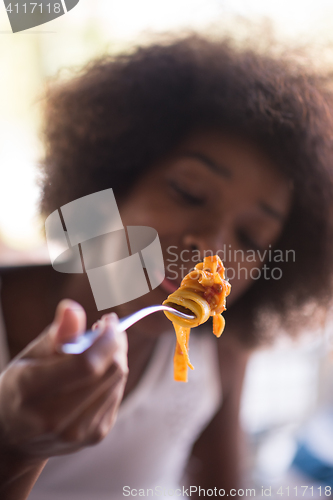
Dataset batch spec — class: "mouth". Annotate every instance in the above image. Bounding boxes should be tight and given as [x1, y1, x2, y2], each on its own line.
[160, 276, 180, 295]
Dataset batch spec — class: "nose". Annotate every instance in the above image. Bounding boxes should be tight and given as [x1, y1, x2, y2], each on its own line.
[183, 228, 225, 258]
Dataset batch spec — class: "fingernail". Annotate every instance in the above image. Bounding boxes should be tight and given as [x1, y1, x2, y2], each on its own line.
[105, 313, 119, 323]
[54, 300, 84, 326]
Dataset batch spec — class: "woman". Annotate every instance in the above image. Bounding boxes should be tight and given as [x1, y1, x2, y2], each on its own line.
[1, 35, 333, 499]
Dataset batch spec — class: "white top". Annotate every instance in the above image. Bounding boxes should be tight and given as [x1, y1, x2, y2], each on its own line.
[0, 291, 222, 499]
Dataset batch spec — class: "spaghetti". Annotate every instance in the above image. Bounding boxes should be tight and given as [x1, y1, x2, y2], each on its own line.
[163, 255, 231, 382]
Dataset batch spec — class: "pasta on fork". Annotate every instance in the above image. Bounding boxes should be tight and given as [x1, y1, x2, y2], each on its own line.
[163, 255, 231, 382]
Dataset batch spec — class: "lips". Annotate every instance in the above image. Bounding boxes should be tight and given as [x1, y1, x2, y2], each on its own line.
[160, 277, 179, 295]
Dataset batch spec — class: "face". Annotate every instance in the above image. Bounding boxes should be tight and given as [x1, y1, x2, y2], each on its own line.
[117, 130, 292, 335]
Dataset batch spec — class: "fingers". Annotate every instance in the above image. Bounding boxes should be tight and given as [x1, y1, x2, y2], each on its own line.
[0, 305, 129, 458]
[14, 315, 128, 408]
[23, 353, 126, 444]
[56, 363, 127, 447]
[54, 315, 127, 391]
[26, 369, 127, 457]
[2, 315, 128, 456]
[61, 392, 125, 449]
[87, 314, 128, 376]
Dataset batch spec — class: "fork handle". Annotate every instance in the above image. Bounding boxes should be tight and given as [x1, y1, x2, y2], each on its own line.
[60, 330, 101, 354]
[118, 305, 173, 331]
[59, 318, 131, 355]
[59, 305, 171, 355]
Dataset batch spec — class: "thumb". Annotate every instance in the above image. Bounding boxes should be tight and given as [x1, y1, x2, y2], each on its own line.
[18, 300, 87, 360]
[49, 299, 86, 348]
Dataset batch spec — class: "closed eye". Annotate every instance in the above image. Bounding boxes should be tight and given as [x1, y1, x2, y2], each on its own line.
[237, 229, 264, 252]
[169, 181, 205, 206]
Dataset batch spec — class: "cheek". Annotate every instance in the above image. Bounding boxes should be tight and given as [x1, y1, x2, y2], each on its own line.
[225, 252, 284, 304]
[223, 226, 286, 304]
[224, 260, 259, 305]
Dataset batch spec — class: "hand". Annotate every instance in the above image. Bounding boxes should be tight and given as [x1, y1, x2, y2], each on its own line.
[0, 300, 128, 461]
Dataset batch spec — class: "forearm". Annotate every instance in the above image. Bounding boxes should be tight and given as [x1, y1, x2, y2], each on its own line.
[0, 451, 47, 500]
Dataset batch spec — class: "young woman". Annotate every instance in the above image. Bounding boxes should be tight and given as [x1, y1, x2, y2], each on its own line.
[1, 35, 333, 500]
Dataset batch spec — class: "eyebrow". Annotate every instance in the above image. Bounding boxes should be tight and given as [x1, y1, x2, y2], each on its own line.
[182, 152, 232, 179]
[183, 151, 285, 221]
[260, 202, 285, 221]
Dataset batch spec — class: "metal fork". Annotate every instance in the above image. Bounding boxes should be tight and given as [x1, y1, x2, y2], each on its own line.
[60, 305, 195, 355]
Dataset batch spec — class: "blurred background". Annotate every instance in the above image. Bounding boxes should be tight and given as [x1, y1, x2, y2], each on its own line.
[2, 1, 333, 496]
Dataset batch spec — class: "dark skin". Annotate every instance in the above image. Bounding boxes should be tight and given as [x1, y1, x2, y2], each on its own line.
[0, 131, 292, 499]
